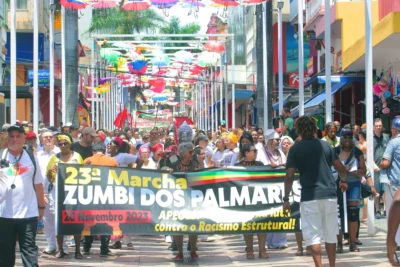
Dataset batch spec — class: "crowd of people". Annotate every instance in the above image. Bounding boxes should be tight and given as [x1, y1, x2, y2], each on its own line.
[0, 114, 399, 266]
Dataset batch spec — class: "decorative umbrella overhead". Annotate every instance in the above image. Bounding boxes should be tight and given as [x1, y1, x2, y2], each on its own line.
[152, 95, 168, 102]
[128, 61, 148, 75]
[150, 86, 165, 94]
[184, 100, 195, 105]
[174, 50, 193, 64]
[148, 77, 166, 88]
[89, 0, 121, 8]
[122, 0, 151, 10]
[60, 0, 87, 9]
[242, 0, 268, 4]
[151, 53, 170, 68]
[204, 41, 225, 53]
[197, 51, 219, 67]
[182, 1, 206, 8]
[151, 0, 179, 6]
[152, 67, 169, 76]
[100, 48, 122, 63]
[136, 44, 156, 51]
[211, 0, 239, 6]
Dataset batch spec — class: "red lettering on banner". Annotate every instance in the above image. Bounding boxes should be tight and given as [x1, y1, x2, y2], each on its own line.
[62, 210, 152, 224]
[63, 209, 152, 236]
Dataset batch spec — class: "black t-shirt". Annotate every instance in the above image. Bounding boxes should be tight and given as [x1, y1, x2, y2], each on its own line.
[286, 138, 338, 202]
[70, 142, 93, 160]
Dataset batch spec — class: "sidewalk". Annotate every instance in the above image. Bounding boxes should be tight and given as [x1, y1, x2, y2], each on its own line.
[16, 219, 392, 267]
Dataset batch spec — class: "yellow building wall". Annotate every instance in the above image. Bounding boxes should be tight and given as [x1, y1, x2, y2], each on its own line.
[336, 1, 379, 54]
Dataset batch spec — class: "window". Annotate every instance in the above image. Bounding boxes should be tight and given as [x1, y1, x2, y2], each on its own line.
[16, 0, 28, 10]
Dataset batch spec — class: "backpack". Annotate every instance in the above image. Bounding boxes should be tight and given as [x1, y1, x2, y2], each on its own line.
[0, 148, 37, 191]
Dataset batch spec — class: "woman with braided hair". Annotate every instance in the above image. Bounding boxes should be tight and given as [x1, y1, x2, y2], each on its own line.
[283, 116, 348, 267]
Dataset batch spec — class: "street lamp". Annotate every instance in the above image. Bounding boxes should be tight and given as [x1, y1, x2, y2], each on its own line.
[277, 0, 284, 116]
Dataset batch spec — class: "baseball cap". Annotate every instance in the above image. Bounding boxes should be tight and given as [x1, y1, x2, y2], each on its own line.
[70, 124, 80, 130]
[7, 124, 25, 134]
[26, 132, 37, 139]
[21, 121, 28, 125]
[92, 141, 106, 151]
[81, 127, 98, 137]
[340, 128, 352, 137]
[65, 122, 72, 127]
[392, 116, 400, 131]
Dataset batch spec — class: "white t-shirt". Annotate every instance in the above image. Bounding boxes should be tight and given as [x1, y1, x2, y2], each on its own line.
[0, 149, 44, 219]
[220, 147, 240, 167]
[203, 146, 213, 167]
[37, 147, 60, 194]
[263, 149, 287, 166]
[212, 149, 225, 167]
[255, 143, 268, 165]
[113, 153, 138, 167]
[141, 158, 157, 170]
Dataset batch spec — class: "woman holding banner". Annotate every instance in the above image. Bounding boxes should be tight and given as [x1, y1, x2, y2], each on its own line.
[46, 133, 84, 259]
[164, 142, 200, 260]
[235, 143, 269, 259]
[264, 130, 289, 250]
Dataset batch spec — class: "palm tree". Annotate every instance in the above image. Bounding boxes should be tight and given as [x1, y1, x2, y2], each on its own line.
[88, 8, 166, 35]
[159, 16, 201, 51]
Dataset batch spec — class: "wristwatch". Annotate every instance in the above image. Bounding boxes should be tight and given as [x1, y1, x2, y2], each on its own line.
[38, 206, 45, 210]
[283, 197, 289, 202]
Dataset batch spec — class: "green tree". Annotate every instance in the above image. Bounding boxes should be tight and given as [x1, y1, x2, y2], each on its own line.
[159, 16, 201, 51]
[88, 8, 166, 35]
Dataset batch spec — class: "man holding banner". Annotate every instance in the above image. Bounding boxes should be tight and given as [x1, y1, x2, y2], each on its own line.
[283, 116, 348, 267]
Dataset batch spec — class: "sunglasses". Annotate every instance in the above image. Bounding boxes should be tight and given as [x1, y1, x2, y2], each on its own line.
[58, 142, 69, 147]
[249, 149, 258, 153]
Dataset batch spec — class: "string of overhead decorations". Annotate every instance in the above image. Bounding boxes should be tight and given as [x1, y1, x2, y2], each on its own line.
[60, 0, 269, 12]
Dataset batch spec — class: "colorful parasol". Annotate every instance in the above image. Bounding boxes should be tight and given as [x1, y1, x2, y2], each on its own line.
[211, 0, 239, 6]
[89, 0, 121, 9]
[151, 53, 170, 68]
[174, 50, 193, 64]
[204, 41, 225, 53]
[128, 61, 148, 75]
[152, 95, 168, 102]
[197, 51, 219, 67]
[150, 86, 165, 94]
[148, 77, 166, 88]
[136, 44, 156, 51]
[242, 0, 268, 4]
[122, 0, 151, 10]
[60, 0, 87, 9]
[100, 48, 122, 63]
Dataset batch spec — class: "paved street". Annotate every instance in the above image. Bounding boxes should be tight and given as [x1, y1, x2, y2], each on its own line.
[15, 218, 393, 267]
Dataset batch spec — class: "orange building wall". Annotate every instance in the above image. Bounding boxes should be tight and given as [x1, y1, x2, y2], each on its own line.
[16, 64, 30, 122]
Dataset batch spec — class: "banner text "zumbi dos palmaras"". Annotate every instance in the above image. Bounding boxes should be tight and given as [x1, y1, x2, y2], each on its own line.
[56, 164, 301, 236]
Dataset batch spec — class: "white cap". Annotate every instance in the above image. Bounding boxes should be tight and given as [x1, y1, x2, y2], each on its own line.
[264, 129, 279, 142]
[169, 132, 174, 136]
[22, 121, 28, 125]
[65, 122, 72, 127]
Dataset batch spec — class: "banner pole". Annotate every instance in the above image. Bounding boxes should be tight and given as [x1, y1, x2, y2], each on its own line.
[343, 192, 348, 233]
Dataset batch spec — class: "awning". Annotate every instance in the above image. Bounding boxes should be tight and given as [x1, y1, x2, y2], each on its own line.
[291, 82, 347, 117]
[209, 99, 226, 115]
[0, 86, 33, 98]
[317, 75, 365, 83]
[235, 89, 255, 99]
[272, 94, 292, 111]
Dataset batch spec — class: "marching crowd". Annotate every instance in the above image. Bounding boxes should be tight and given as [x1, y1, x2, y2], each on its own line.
[0, 111, 400, 266]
